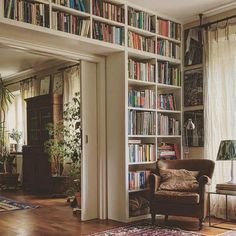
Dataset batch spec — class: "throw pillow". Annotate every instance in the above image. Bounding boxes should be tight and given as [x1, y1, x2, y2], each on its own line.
[159, 169, 199, 192]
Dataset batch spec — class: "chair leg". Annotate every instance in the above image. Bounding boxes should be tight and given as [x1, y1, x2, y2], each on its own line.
[164, 215, 168, 223]
[151, 213, 156, 225]
[199, 218, 203, 230]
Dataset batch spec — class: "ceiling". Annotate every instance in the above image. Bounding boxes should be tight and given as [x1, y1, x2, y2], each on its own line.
[128, 0, 236, 22]
[0, 46, 68, 80]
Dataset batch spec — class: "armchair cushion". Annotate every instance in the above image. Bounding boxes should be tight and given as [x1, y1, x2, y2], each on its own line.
[154, 190, 200, 204]
[159, 169, 199, 192]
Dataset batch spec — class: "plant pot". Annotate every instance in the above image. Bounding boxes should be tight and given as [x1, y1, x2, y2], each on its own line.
[75, 192, 81, 209]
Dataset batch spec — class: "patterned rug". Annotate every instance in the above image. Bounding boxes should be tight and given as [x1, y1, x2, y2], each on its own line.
[0, 196, 39, 212]
[89, 222, 204, 236]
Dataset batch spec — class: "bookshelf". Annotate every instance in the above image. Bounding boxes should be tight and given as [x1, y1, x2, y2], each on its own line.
[0, 0, 182, 223]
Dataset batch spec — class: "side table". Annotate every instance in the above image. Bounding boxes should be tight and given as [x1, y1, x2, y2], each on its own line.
[208, 191, 236, 230]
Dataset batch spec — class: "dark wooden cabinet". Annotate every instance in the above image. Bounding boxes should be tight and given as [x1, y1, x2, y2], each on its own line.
[23, 94, 63, 193]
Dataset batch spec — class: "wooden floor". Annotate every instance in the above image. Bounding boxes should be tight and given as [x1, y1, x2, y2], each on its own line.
[0, 191, 235, 236]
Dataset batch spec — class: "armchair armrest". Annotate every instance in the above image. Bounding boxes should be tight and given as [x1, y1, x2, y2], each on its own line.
[149, 173, 161, 195]
[198, 175, 212, 202]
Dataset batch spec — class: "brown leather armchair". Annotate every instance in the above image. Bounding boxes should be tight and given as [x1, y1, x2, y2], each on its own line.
[149, 159, 215, 230]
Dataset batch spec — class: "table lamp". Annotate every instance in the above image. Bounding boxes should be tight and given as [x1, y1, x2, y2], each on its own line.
[217, 140, 236, 185]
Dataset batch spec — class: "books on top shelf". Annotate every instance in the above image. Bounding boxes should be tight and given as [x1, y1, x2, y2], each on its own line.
[4, 0, 50, 27]
[128, 89, 155, 109]
[52, 0, 88, 12]
[52, 11, 90, 36]
[128, 111, 155, 135]
[157, 93, 176, 110]
[128, 59, 155, 82]
[157, 39, 180, 59]
[93, 0, 125, 23]
[156, 18, 181, 40]
[128, 140, 155, 163]
[157, 61, 181, 86]
[128, 170, 151, 190]
[157, 142, 180, 160]
[128, 8, 155, 32]
[157, 114, 180, 136]
[128, 31, 155, 53]
[93, 21, 125, 45]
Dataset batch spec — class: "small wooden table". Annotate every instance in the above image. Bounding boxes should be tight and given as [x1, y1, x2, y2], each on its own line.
[208, 190, 236, 230]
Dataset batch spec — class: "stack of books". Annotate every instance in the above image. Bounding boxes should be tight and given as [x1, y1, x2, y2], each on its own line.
[128, 170, 151, 190]
[156, 39, 180, 59]
[157, 142, 180, 160]
[216, 183, 236, 194]
[157, 114, 180, 136]
[157, 93, 176, 110]
[52, 0, 87, 12]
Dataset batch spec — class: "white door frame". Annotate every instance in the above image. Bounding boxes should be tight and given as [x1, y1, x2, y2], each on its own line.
[0, 38, 107, 220]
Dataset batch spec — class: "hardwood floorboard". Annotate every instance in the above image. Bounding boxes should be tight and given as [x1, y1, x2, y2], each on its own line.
[0, 191, 234, 236]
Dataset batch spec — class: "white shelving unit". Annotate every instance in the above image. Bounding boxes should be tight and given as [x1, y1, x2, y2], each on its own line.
[1, 0, 183, 223]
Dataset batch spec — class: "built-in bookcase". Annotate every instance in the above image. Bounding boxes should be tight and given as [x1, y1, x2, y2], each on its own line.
[1, 0, 182, 223]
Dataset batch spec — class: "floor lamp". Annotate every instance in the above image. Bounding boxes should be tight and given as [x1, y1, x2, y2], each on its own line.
[184, 119, 195, 159]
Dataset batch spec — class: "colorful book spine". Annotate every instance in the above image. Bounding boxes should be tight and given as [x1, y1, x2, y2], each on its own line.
[128, 31, 155, 53]
[157, 142, 180, 160]
[128, 89, 155, 109]
[156, 18, 181, 40]
[52, 11, 90, 36]
[157, 61, 181, 86]
[93, 0, 125, 23]
[157, 114, 180, 135]
[128, 111, 155, 135]
[156, 39, 180, 59]
[128, 59, 155, 82]
[128, 170, 151, 190]
[52, 0, 87, 12]
[4, 0, 50, 28]
[93, 21, 125, 45]
[128, 8, 155, 32]
[156, 93, 176, 110]
[128, 142, 155, 163]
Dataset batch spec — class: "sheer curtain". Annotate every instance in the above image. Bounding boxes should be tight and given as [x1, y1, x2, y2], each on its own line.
[204, 24, 236, 219]
[20, 77, 40, 145]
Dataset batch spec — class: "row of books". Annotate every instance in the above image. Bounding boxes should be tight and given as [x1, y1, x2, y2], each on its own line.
[157, 114, 180, 136]
[128, 111, 155, 135]
[128, 140, 155, 163]
[157, 39, 180, 59]
[128, 31, 155, 53]
[93, 0, 125, 23]
[4, 0, 49, 27]
[157, 93, 176, 110]
[93, 21, 125, 45]
[128, 170, 151, 190]
[157, 142, 180, 160]
[52, 11, 90, 36]
[157, 62, 181, 86]
[128, 8, 155, 32]
[52, 0, 88, 12]
[128, 59, 155, 82]
[156, 18, 181, 40]
[128, 89, 155, 109]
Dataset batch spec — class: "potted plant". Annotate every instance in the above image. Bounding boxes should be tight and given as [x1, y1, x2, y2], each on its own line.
[9, 128, 22, 152]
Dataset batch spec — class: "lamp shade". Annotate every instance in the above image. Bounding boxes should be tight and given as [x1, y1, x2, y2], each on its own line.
[217, 140, 236, 161]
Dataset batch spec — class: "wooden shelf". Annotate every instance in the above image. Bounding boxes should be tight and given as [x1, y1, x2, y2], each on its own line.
[156, 34, 181, 44]
[92, 15, 125, 27]
[157, 83, 181, 90]
[157, 135, 182, 138]
[128, 79, 156, 86]
[157, 109, 181, 114]
[128, 25, 156, 37]
[128, 135, 156, 138]
[128, 188, 149, 193]
[128, 161, 156, 165]
[128, 107, 156, 111]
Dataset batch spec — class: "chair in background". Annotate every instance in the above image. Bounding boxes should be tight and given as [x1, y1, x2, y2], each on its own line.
[149, 159, 215, 230]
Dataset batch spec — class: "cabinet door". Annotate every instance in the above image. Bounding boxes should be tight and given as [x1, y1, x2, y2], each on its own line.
[27, 110, 40, 145]
[39, 108, 53, 144]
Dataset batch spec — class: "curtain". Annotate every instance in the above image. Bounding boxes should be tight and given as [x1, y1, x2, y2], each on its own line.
[204, 24, 236, 219]
[63, 66, 80, 105]
[20, 77, 40, 145]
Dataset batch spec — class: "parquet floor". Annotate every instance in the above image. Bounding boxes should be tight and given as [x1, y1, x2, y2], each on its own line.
[0, 191, 235, 236]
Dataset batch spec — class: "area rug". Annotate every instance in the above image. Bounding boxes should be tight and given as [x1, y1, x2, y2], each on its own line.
[0, 196, 39, 212]
[89, 222, 204, 236]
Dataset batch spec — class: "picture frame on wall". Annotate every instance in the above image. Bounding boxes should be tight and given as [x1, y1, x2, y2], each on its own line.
[184, 69, 203, 107]
[184, 28, 203, 66]
[184, 110, 204, 147]
[40, 76, 51, 95]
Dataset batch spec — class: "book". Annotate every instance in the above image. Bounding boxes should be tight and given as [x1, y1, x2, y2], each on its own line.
[157, 114, 180, 136]
[157, 93, 176, 110]
[157, 39, 180, 59]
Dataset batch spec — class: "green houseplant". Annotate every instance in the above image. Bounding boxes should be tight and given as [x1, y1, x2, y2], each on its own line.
[44, 92, 82, 201]
[9, 128, 22, 152]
